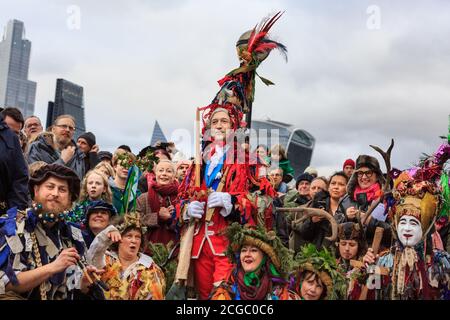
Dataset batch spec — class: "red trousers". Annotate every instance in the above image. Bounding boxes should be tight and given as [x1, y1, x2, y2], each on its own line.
[193, 242, 233, 300]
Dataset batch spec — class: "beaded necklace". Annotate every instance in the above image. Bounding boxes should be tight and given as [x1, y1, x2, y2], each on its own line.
[30, 203, 72, 224]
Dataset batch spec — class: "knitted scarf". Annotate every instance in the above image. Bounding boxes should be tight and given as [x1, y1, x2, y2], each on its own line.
[235, 261, 271, 300]
[146, 174, 179, 213]
[353, 183, 382, 203]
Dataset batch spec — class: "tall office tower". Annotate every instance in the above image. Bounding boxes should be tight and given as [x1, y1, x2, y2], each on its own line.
[46, 78, 85, 138]
[0, 19, 36, 117]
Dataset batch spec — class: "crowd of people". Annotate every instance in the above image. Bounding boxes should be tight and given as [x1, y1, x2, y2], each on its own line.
[1, 12, 449, 301]
[0, 105, 449, 301]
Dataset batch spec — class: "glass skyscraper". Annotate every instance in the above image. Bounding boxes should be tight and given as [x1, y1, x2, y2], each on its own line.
[0, 19, 36, 117]
[46, 79, 86, 139]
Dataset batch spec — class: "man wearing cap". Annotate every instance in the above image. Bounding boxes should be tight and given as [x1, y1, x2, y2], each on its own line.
[27, 115, 87, 179]
[0, 112, 30, 216]
[98, 151, 113, 166]
[77, 131, 101, 173]
[283, 172, 314, 207]
[343, 158, 355, 179]
[0, 164, 98, 300]
[82, 200, 117, 248]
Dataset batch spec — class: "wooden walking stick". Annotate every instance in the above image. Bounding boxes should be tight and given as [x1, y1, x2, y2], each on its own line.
[174, 108, 202, 285]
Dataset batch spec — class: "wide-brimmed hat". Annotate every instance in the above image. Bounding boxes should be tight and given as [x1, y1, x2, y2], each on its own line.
[29, 163, 80, 202]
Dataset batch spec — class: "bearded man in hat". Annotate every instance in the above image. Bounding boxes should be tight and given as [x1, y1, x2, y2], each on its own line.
[0, 164, 99, 300]
[176, 12, 287, 300]
[77, 131, 101, 173]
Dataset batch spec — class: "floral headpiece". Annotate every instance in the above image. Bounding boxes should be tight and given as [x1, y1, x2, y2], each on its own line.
[114, 212, 147, 235]
[294, 244, 347, 300]
[224, 222, 294, 276]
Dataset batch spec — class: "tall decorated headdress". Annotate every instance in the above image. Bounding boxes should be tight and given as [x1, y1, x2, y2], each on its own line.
[199, 11, 287, 136]
[293, 244, 347, 300]
[114, 211, 147, 235]
[224, 222, 294, 276]
[392, 140, 450, 238]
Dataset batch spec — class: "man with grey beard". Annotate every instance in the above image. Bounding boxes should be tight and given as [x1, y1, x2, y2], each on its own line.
[27, 114, 86, 179]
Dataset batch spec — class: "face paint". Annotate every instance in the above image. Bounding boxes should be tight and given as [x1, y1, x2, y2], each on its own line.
[397, 215, 422, 247]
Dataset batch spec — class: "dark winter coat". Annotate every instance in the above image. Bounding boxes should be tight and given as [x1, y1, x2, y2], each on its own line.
[27, 134, 86, 179]
[0, 117, 30, 213]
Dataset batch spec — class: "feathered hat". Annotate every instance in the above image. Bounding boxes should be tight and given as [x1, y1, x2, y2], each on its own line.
[200, 11, 287, 134]
[392, 142, 450, 237]
[293, 244, 347, 300]
[224, 222, 294, 276]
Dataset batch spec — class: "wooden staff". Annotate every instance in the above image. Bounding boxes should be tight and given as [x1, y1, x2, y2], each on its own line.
[175, 108, 202, 284]
[357, 226, 385, 300]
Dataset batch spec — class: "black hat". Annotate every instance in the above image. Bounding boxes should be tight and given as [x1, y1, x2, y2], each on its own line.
[295, 172, 314, 189]
[98, 151, 113, 161]
[86, 200, 117, 218]
[29, 164, 80, 202]
[355, 155, 382, 176]
[78, 132, 96, 148]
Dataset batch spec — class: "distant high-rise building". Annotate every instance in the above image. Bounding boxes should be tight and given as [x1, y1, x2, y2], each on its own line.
[150, 120, 167, 146]
[0, 19, 36, 117]
[251, 119, 315, 176]
[46, 79, 85, 138]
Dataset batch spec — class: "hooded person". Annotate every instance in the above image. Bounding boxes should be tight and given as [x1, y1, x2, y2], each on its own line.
[175, 12, 286, 300]
[86, 212, 166, 300]
[0, 164, 97, 300]
[209, 223, 299, 300]
[357, 142, 450, 300]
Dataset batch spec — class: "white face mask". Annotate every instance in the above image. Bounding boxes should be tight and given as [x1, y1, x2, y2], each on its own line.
[397, 216, 423, 247]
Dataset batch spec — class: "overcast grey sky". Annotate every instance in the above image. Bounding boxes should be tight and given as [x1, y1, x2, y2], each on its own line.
[1, 0, 449, 176]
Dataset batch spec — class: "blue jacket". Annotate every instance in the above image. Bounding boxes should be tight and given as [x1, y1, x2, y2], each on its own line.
[0, 117, 30, 213]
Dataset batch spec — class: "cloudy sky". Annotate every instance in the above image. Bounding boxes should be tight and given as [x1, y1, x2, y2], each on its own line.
[1, 0, 449, 176]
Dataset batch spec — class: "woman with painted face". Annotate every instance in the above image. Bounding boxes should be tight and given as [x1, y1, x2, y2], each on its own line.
[136, 159, 179, 248]
[209, 223, 299, 300]
[291, 244, 346, 300]
[86, 212, 166, 300]
[357, 158, 450, 300]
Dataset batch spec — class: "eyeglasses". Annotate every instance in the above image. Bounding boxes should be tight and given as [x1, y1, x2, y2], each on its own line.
[357, 170, 374, 178]
[26, 122, 41, 128]
[55, 124, 75, 132]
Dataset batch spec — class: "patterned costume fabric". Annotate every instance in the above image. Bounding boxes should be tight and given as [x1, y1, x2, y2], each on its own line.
[86, 225, 165, 300]
[101, 252, 166, 300]
[209, 269, 299, 300]
[0, 207, 85, 299]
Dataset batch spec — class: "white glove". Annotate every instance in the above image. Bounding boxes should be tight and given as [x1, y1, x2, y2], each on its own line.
[207, 192, 233, 217]
[185, 201, 205, 219]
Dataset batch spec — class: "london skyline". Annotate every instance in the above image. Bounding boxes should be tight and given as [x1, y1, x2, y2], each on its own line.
[1, 1, 449, 175]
